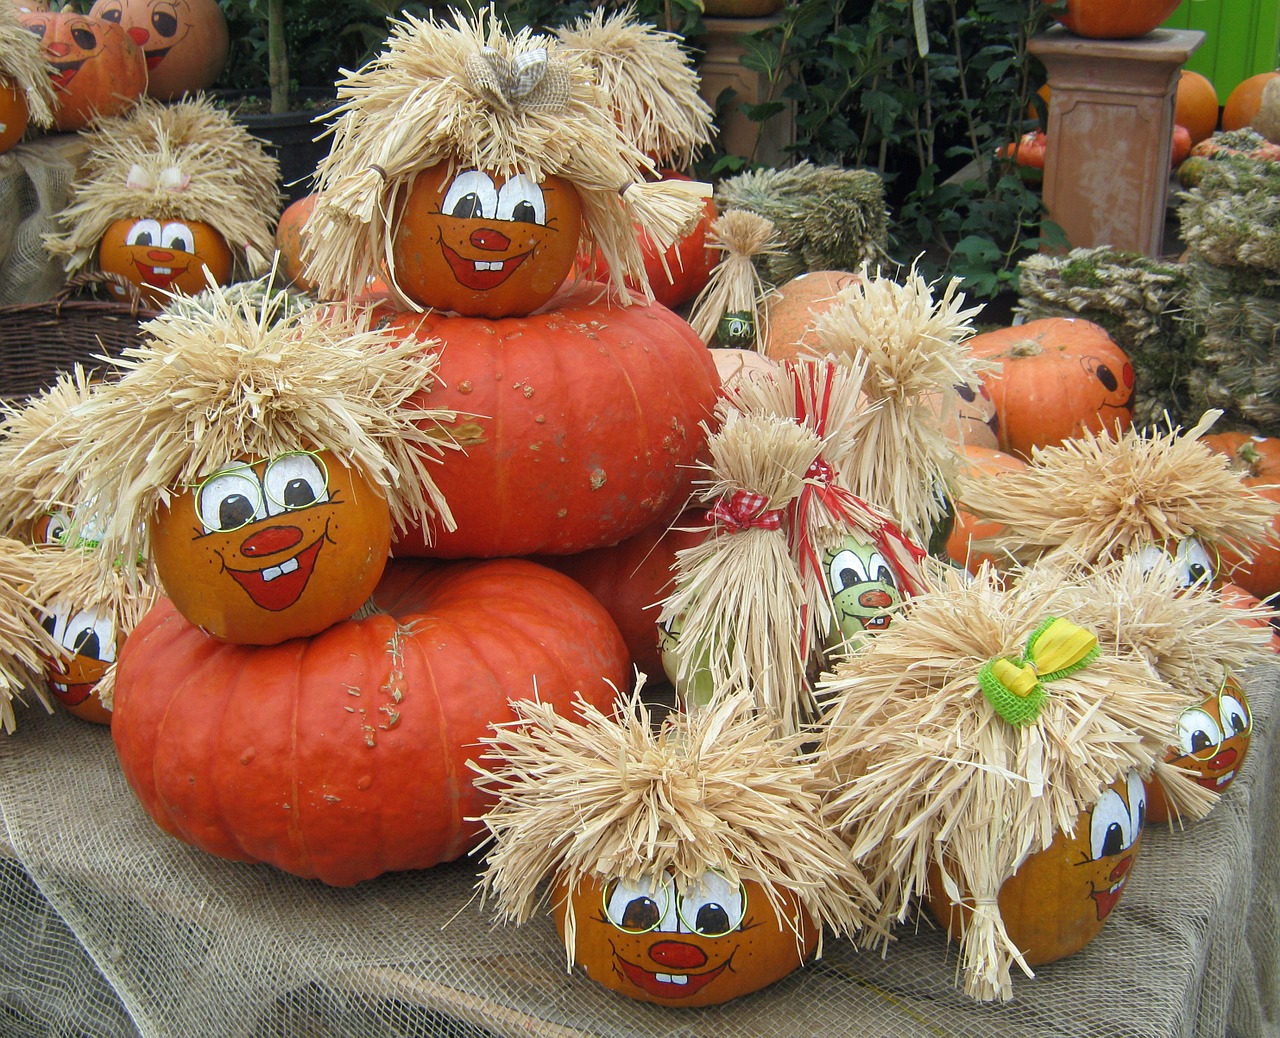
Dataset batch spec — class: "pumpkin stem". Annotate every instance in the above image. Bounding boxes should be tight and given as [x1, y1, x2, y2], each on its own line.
[1008, 340, 1043, 359]
[349, 597, 386, 621]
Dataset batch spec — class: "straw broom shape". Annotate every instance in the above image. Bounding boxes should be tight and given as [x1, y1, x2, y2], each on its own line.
[0, 537, 60, 734]
[809, 266, 988, 546]
[657, 409, 816, 735]
[44, 95, 281, 279]
[303, 7, 711, 310]
[688, 209, 784, 350]
[956, 409, 1279, 570]
[39, 281, 460, 590]
[553, 6, 713, 172]
[472, 687, 880, 965]
[813, 562, 1201, 1002]
[0, 3, 56, 131]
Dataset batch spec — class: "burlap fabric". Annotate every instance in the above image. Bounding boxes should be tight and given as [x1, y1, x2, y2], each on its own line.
[0, 135, 87, 306]
[0, 666, 1276, 1037]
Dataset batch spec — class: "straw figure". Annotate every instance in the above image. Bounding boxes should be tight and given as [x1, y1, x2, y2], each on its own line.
[688, 208, 784, 351]
[0, 537, 60, 733]
[43, 95, 280, 308]
[955, 410, 1279, 581]
[813, 563, 1211, 1002]
[37, 281, 460, 645]
[0, 1, 56, 153]
[473, 687, 879, 1007]
[302, 6, 711, 318]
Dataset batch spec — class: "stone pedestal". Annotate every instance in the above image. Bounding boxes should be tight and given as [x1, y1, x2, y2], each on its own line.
[1028, 26, 1205, 256]
[698, 15, 795, 165]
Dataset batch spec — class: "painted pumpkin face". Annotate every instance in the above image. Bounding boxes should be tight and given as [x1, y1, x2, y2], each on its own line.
[391, 163, 583, 318]
[555, 870, 816, 1007]
[88, 0, 229, 100]
[148, 449, 393, 645]
[657, 613, 717, 712]
[823, 534, 905, 653]
[98, 216, 233, 307]
[1133, 537, 1219, 588]
[0, 76, 30, 155]
[39, 599, 116, 725]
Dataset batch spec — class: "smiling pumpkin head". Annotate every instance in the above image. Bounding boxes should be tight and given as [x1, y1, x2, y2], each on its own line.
[88, 0, 228, 100]
[0, 2, 56, 153]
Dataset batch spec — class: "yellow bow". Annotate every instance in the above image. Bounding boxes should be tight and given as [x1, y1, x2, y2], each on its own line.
[978, 617, 1099, 726]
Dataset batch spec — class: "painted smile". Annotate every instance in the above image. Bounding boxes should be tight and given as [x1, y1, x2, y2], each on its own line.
[1197, 769, 1235, 790]
[615, 955, 730, 1000]
[50, 678, 94, 707]
[49, 58, 86, 90]
[440, 242, 529, 291]
[1089, 861, 1132, 921]
[143, 45, 171, 71]
[133, 261, 189, 288]
[227, 536, 323, 612]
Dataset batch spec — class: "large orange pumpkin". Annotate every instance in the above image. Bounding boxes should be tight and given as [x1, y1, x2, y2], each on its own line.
[111, 556, 629, 886]
[762, 270, 862, 363]
[553, 871, 816, 1007]
[388, 282, 720, 559]
[148, 449, 393, 645]
[1201, 431, 1280, 599]
[926, 770, 1146, 966]
[88, 0, 228, 101]
[274, 193, 316, 293]
[1222, 71, 1280, 132]
[1043, 0, 1183, 38]
[0, 77, 29, 155]
[945, 444, 1028, 574]
[1176, 70, 1220, 145]
[20, 10, 147, 132]
[391, 161, 583, 319]
[966, 317, 1135, 459]
[97, 215, 234, 308]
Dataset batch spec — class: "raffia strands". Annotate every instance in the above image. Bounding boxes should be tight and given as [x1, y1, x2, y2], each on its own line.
[812, 564, 1188, 1002]
[43, 96, 281, 278]
[0, 538, 59, 734]
[659, 410, 817, 735]
[688, 210, 783, 347]
[471, 689, 880, 966]
[303, 7, 709, 309]
[46, 283, 460, 588]
[0, 4, 55, 128]
[957, 410, 1279, 568]
[553, 6, 713, 171]
[811, 266, 987, 545]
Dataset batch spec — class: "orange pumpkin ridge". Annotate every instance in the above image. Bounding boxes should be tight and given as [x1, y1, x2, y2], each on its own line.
[1222, 71, 1280, 132]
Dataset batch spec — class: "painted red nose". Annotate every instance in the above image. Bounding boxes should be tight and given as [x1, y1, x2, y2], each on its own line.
[859, 589, 894, 609]
[127, 27, 149, 46]
[470, 228, 511, 251]
[1209, 747, 1239, 771]
[1109, 855, 1134, 884]
[240, 526, 303, 557]
[647, 941, 708, 970]
[146, 250, 176, 263]
[47, 42, 71, 57]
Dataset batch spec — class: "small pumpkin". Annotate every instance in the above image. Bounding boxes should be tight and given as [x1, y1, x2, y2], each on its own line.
[761, 270, 861, 363]
[274, 193, 317, 293]
[1175, 69, 1219, 145]
[97, 215, 234, 308]
[0, 76, 29, 154]
[945, 444, 1028, 574]
[38, 597, 117, 725]
[1043, 0, 1183, 38]
[1221, 71, 1280, 132]
[997, 128, 1047, 174]
[1201, 431, 1280, 599]
[966, 317, 1135, 459]
[88, 0, 228, 101]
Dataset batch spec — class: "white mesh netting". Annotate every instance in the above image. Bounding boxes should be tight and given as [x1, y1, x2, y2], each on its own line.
[0, 665, 1275, 1038]
[0, 135, 84, 306]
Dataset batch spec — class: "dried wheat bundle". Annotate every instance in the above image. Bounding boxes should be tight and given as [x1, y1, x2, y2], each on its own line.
[0, 4, 55, 129]
[658, 409, 815, 734]
[1178, 155, 1280, 274]
[687, 209, 783, 348]
[813, 563, 1197, 1001]
[46, 281, 459, 582]
[553, 6, 713, 171]
[811, 266, 986, 545]
[957, 410, 1278, 568]
[305, 7, 710, 309]
[0, 537, 58, 733]
[43, 95, 281, 278]
[473, 688, 878, 963]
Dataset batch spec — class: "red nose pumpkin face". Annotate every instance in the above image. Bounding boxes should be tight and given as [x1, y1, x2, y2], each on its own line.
[97, 216, 234, 307]
[87, 0, 229, 99]
[39, 600, 116, 725]
[391, 163, 583, 318]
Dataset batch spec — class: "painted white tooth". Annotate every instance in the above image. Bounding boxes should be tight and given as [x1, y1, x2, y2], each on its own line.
[654, 973, 687, 985]
[280, 556, 299, 575]
[54, 682, 68, 693]
[261, 564, 283, 583]
[153, 266, 172, 275]
[1216, 771, 1235, 786]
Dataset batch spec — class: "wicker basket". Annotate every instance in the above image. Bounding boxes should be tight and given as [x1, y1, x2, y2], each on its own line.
[0, 273, 160, 404]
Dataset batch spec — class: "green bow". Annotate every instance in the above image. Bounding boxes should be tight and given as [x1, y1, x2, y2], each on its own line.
[978, 617, 1099, 726]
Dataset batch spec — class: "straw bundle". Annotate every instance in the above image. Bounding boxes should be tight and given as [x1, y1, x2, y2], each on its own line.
[553, 6, 713, 172]
[688, 209, 782, 349]
[43, 96, 281, 279]
[813, 563, 1199, 1001]
[1178, 155, 1280, 275]
[473, 688, 879, 963]
[304, 7, 710, 310]
[0, 537, 58, 734]
[956, 410, 1279, 569]
[0, 3, 56, 130]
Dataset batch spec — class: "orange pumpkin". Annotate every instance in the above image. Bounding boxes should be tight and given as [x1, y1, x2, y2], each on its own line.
[391, 161, 583, 318]
[1043, 0, 1183, 38]
[88, 0, 229, 101]
[762, 270, 862, 363]
[553, 871, 816, 1007]
[148, 449, 393, 645]
[97, 215, 234, 308]
[20, 10, 147, 132]
[966, 317, 1135, 459]
[946, 444, 1028, 574]
[926, 770, 1146, 966]
[1222, 71, 1280, 132]
[0, 76, 30, 155]
[38, 599, 116, 725]
[1202, 431, 1280, 599]
[1176, 70, 1219, 145]
[274, 192, 317, 293]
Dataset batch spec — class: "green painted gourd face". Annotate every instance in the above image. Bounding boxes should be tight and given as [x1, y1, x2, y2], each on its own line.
[822, 534, 904, 654]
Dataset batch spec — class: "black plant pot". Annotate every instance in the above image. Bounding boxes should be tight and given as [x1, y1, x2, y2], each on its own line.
[212, 89, 337, 205]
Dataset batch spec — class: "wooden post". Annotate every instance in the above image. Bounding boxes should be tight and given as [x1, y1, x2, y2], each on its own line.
[698, 15, 796, 166]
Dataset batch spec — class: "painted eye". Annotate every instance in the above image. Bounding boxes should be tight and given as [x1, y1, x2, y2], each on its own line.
[441, 170, 497, 221]
[152, 3, 178, 37]
[1176, 707, 1222, 758]
[125, 219, 164, 248]
[63, 607, 116, 664]
[678, 872, 746, 937]
[1089, 785, 1135, 860]
[1133, 543, 1171, 577]
[604, 873, 674, 934]
[1126, 769, 1147, 838]
[24, 20, 46, 39]
[1176, 537, 1215, 587]
[866, 551, 897, 588]
[95, 0, 122, 22]
[196, 467, 265, 533]
[262, 453, 328, 513]
[954, 383, 977, 403]
[495, 175, 546, 224]
[1219, 692, 1251, 737]
[34, 510, 72, 546]
[827, 548, 869, 596]
[160, 221, 194, 253]
[1081, 355, 1118, 391]
[71, 25, 98, 49]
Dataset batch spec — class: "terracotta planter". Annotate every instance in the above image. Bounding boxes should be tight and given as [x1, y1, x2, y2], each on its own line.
[703, 0, 783, 15]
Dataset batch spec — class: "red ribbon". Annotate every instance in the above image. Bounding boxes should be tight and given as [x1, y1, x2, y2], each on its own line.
[707, 490, 782, 532]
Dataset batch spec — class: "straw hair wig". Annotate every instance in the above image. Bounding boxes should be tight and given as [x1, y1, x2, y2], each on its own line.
[303, 7, 711, 309]
[813, 562, 1203, 1002]
[473, 688, 878, 962]
[47, 282, 459, 581]
[0, 3, 56, 130]
[0, 537, 59, 734]
[553, 6, 714, 171]
[956, 409, 1280, 568]
[44, 95, 281, 277]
